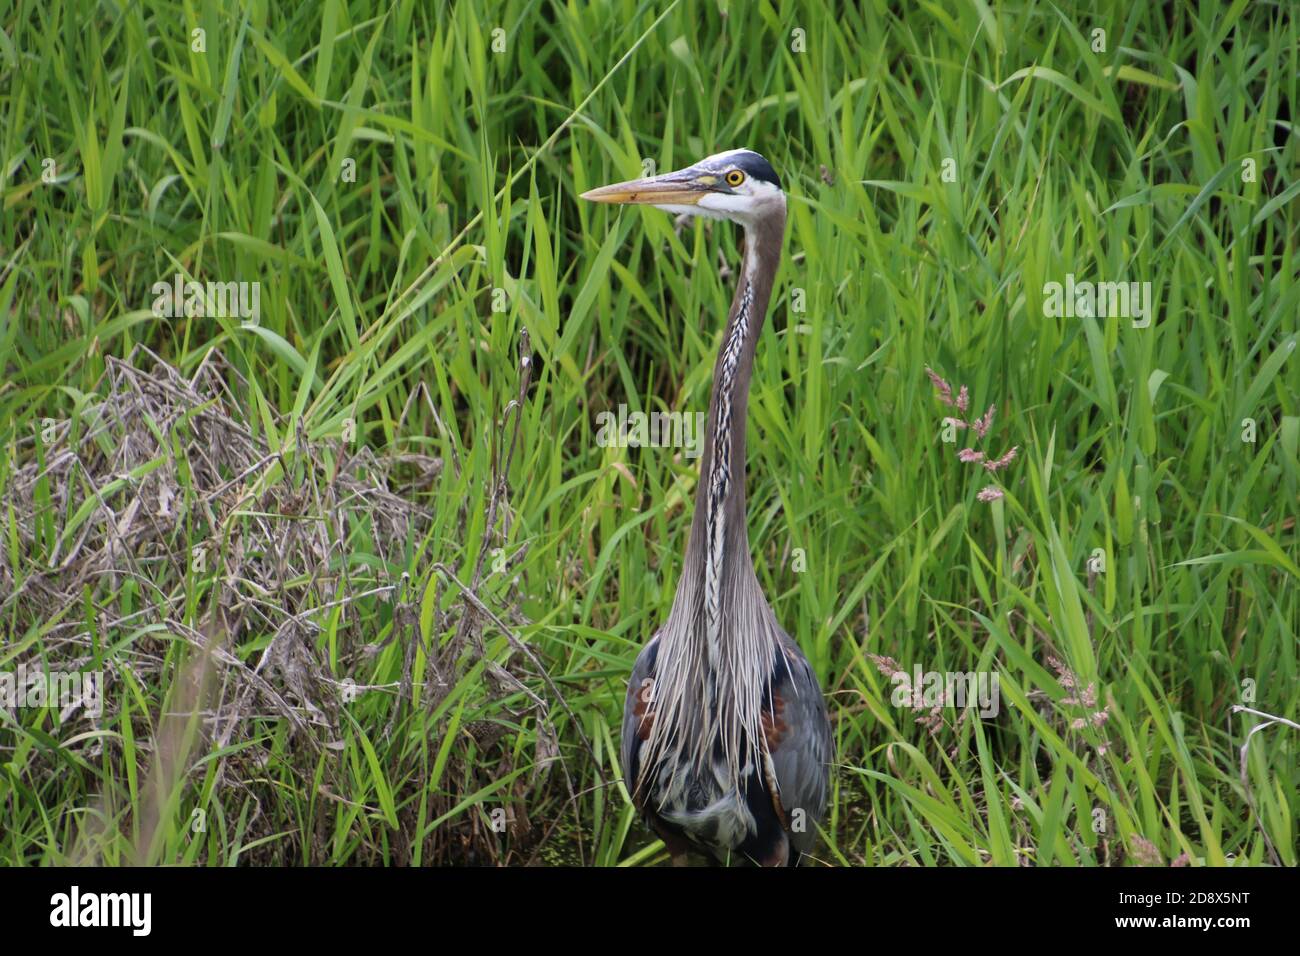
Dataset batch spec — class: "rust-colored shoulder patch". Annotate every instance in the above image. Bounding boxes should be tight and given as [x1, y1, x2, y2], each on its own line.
[761, 691, 788, 749]
[631, 677, 655, 741]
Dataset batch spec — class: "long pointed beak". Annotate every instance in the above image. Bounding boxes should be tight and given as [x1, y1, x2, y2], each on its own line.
[580, 170, 713, 206]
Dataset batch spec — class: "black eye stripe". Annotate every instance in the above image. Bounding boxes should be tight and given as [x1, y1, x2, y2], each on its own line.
[724, 151, 782, 190]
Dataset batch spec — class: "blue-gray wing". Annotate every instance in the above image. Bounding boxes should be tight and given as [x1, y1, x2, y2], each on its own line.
[620, 634, 660, 805]
[765, 634, 833, 857]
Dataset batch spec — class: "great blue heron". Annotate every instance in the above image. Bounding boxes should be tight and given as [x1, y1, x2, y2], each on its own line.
[582, 149, 833, 866]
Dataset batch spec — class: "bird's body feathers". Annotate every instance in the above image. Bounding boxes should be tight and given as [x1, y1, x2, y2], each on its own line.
[587, 148, 833, 866]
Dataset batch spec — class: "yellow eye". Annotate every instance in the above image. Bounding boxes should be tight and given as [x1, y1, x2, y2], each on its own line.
[725, 169, 745, 187]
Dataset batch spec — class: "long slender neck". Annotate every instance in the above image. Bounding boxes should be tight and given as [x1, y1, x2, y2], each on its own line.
[674, 204, 786, 623]
[646, 202, 787, 786]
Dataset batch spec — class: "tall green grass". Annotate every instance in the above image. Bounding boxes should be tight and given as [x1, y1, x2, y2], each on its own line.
[0, 0, 1295, 865]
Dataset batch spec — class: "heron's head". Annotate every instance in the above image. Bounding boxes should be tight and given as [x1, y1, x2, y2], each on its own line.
[580, 148, 784, 225]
